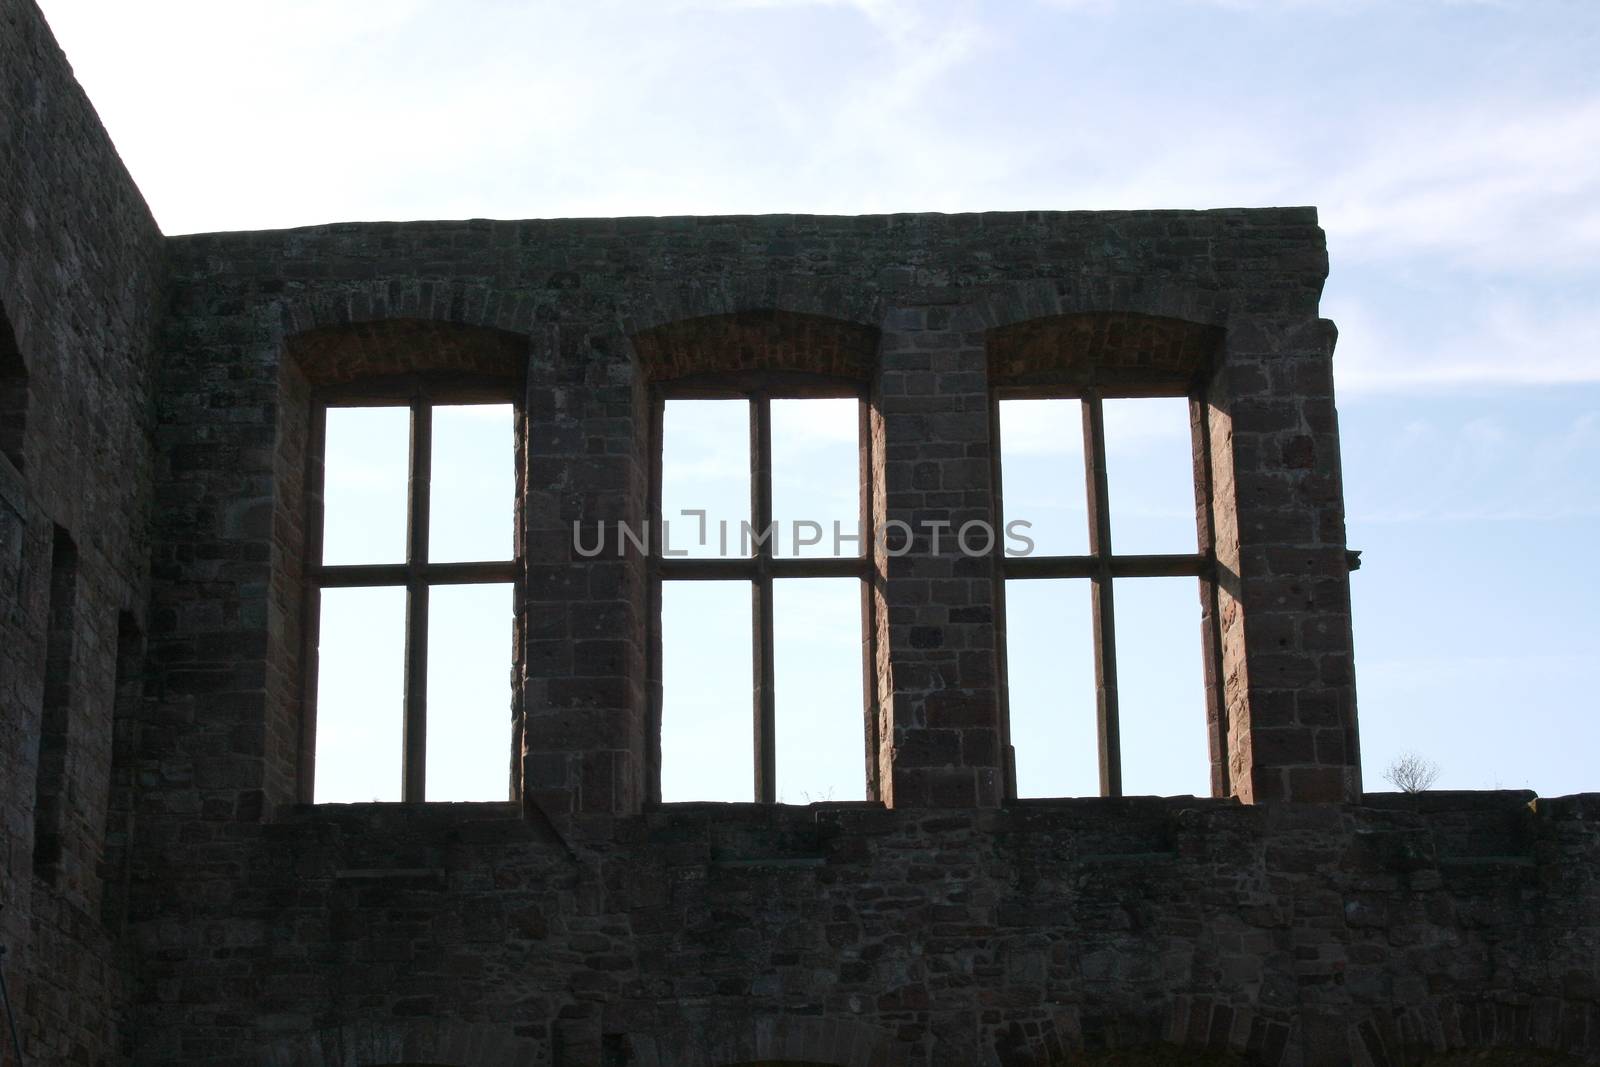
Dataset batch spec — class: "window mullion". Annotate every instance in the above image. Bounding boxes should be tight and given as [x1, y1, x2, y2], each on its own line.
[1191, 390, 1229, 797]
[300, 401, 330, 804]
[647, 393, 666, 805]
[402, 398, 432, 803]
[751, 393, 777, 804]
[1082, 393, 1122, 798]
[857, 391, 880, 802]
[989, 392, 1016, 802]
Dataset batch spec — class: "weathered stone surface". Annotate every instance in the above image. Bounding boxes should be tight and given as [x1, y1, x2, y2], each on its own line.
[0, 0, 165, 1062]
[123, 795, 1600, 1066]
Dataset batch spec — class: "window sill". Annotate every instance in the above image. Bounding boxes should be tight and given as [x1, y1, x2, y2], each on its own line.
[647, 800, 885, 812]
[1006, 794, 1236, 812]
[277, 800, 523, 826]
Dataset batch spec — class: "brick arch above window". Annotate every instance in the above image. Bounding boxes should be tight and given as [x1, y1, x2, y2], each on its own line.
[953, 276, 1232, 334]
[257, 1018, 541, 1067]
[986, 311, 1224, 393]
[284, 318, 526, 388]
[1387, 994, 1598, 1065]
[619, 273, 886, 342]
[630, 309, 880, 384]
[989, 997, 1269, 1066]
[621, 1014, 895, 1067]
[275, 279, 532, 342]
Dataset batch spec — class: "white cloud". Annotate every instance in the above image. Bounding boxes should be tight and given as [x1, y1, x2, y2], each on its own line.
[1329, 289, 1600, 391]
[1041, 0, 1513, 9]
[1320, 97, 1600, 272]
[994, 90, 1600, 275]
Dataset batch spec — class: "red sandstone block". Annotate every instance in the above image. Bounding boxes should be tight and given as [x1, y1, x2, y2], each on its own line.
[1248, 727, 1317, 766]
[923, 691, 995, 730]
[1287, 765, 1349, 804]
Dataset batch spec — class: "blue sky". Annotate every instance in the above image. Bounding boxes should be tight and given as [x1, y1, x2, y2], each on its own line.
[36, 0, 1599, 798]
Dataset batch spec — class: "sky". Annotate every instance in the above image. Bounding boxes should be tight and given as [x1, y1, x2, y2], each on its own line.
[33, 0, 1600, 799]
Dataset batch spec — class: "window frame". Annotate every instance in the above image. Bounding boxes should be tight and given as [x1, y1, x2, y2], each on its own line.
[647, 371, 879, 805]
[990, 381, 1228, 799]
[300, 371, 522, 804]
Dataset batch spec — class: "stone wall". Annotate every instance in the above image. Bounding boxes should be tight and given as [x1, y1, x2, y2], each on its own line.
[126, 792, 1599, 1066]
[149, 207, 1359, 822]
[2, 1, 1597, 1064]
[0, 0, 166, 1061]
[123, 209, 1594, 1067]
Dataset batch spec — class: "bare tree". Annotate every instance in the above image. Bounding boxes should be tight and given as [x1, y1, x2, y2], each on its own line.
[1384, 752, 1441, 793]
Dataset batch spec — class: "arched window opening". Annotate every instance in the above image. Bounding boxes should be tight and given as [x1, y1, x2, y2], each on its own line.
[101, 610, 145, 930]
[280, 320, 526, 805]
[637, 311, 881, 805]
[33, 524, 78, 880]
[989, 312, 1227, 800]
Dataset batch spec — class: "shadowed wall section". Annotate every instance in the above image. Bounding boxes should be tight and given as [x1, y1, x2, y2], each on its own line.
[0, 0, 165, 1060]
[987, 311, 1224, 393]
[632, 308, 880, 383]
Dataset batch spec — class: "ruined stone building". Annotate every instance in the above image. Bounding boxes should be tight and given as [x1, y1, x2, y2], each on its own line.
[1, 2, 1597, 1065]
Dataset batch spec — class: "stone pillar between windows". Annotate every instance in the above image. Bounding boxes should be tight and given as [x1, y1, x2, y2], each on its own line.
[519, 325, 649, 818]
[1210, 315, 1360, 803]
[874, 306, 1005, 809]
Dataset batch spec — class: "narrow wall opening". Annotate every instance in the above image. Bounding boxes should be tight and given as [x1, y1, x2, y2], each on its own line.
[996, 395, 1213, 799]
[632, 310, 882, 808]
[279, 320, 527, 809]
[33, 524, 79, 880]
[102, 610, 145, 929]
[987, 313, 1226, 800]
[0, 299, 25, 470]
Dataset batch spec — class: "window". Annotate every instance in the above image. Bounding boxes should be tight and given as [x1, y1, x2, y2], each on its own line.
[33, 524, 78, 879]
[995, 390, 1219, 798]
[305, 378, 518, 803]
[102, 610, 144, 929]
[651, 377, 874, 804]
[0, 299, 25, 470]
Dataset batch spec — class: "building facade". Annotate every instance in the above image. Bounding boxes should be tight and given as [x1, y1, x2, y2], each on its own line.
[1, 1, 1597, 1064]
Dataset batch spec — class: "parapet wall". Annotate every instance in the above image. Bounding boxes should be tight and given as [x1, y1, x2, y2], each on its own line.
[125, 791, 1600, 1066]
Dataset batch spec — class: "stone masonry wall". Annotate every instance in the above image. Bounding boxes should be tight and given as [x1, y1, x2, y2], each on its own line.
[149, 208, 1358, 823]
[127, 210, 1597, 1066]
[4, 0, 1597, 1062]
[0, 0, 166, 1062]
[124, 792, 1600, 1066]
